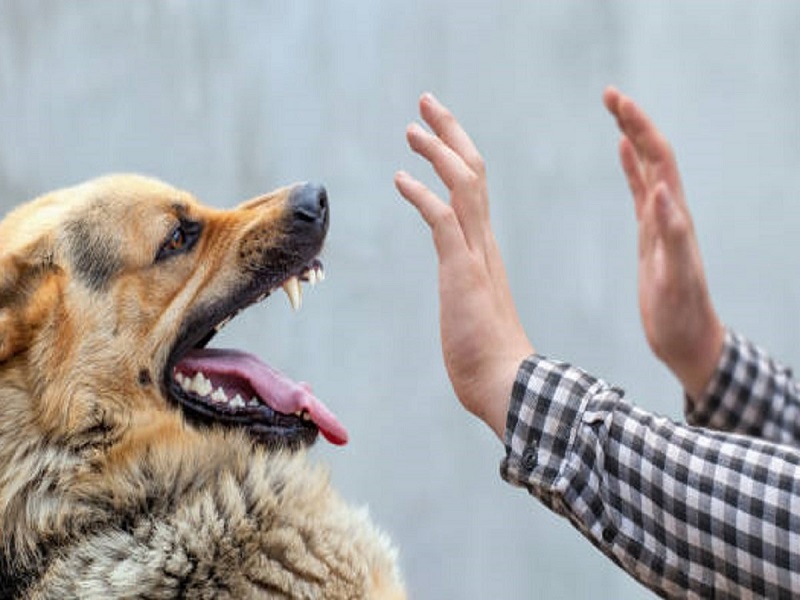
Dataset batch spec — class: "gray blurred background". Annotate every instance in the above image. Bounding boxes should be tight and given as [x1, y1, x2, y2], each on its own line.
[2, 2, 800, 598]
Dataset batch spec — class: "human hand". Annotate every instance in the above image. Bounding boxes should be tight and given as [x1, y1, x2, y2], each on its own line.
[395, 93, 534, 440]
[603, 87, 724, 399]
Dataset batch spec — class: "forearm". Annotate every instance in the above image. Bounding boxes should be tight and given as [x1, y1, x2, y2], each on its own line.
[686, 328, 800, 445]
[502, 355, 800, 598]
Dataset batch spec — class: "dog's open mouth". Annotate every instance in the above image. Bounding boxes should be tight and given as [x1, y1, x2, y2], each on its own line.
[164, 260, 348, 449]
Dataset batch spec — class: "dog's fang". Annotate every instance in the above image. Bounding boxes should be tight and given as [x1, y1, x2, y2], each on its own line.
[282, 276, 302, 311]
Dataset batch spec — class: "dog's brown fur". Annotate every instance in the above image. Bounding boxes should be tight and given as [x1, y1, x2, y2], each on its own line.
[0, 175, 405, 599]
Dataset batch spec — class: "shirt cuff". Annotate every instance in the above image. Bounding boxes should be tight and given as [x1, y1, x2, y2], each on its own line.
[684, 328, 771, 429]
[500, 354, 603, 495]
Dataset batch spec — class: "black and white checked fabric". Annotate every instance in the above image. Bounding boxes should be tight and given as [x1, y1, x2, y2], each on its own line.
[686, 329, 800, 445]
[500, 329, 800, 598]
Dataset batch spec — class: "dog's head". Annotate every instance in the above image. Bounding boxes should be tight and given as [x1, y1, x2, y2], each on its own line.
[0, 174, 347, 451]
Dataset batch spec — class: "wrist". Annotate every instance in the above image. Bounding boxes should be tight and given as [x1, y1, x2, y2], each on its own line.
[476, 350, 533, 441]
[674, 318, 725, 400]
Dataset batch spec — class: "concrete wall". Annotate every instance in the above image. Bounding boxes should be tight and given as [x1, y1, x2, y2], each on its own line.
[2, 2, 799, 597]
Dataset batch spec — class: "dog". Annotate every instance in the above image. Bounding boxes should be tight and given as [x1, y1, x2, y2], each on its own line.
[0, 175, 405, 599]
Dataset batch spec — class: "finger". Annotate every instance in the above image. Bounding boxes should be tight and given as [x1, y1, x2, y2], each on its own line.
[406, 122, 490, 251]
[604, 87, 671, 165]
[406, 122, 474, 192]
[619, 136, 647, 219]
[605, 87, 685, 206]
[603, 85, 624, 125]
[615, 98, 682, 192]
[394, 170, 469, 258]
[419, 93, 485, 175]
[603, 85, 633, 136]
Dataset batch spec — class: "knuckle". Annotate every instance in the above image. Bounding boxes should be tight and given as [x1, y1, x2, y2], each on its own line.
[472, 154, 486, 176]
[435, 204, 458, 228]
[461, 170, 482, 189]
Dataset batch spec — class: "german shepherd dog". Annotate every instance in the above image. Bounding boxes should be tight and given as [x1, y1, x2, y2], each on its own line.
[0, 175, 405, 599]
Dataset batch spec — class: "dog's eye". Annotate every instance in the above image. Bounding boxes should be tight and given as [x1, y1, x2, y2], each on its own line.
[166, 227, 186, 251]
[156, 220, 201, 262]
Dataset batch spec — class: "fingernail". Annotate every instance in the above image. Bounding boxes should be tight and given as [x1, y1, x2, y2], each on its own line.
[407, 121, 426, 138]
[421, 91, 438, 105]
[394, 171, 413, 188]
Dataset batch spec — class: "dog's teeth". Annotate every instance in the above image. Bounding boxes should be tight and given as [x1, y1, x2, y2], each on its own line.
[211, 387, 228, 403]
[248, 397, 260, 407]
[177, 372, 193, 392]
[230, 394, 246, 408]
[316, 265, 325, 282]
[257, 292, 268, 302]
[301, 411, 311, 421]
[306, 269, 318, 286]
[189, 372, 212, 396]
[282, 276, 302, 311]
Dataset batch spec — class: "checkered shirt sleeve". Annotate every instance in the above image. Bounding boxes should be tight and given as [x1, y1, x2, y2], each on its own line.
[500, 352, 800, 598]
[685, 329, 800, 445]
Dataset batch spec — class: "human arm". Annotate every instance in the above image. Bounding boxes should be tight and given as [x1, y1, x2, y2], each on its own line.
[604, 87, 800, 444]
[502, 353, 800, 598]
[686, 328, 800, 445]
[395, 91, 800, 597]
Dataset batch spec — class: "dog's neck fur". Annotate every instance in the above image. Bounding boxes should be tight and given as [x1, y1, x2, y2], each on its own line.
[0, 392, 405, 598]
[0, 341, 164, 585]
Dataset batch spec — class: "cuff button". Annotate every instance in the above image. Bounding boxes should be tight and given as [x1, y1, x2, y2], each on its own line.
[522, 447, 538, 471]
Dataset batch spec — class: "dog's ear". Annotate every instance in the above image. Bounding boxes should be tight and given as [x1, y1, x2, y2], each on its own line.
[0, 241, 58, 363]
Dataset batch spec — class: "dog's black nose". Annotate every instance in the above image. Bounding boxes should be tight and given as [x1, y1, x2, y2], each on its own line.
[290, 183, 329, 231]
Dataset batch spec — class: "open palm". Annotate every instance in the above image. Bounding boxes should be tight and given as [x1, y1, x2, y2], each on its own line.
[604, 87, 724, 399]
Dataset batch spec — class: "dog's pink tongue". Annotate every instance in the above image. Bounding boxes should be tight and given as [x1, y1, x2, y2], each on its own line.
[178, 348, 348, 445]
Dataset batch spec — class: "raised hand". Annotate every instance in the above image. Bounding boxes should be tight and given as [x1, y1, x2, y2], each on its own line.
[603, 87, 724, 399]
[395, 93, 533, 439]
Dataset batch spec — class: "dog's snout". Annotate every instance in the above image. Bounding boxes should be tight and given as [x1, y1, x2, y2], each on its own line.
[290, 183, 328, 231]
